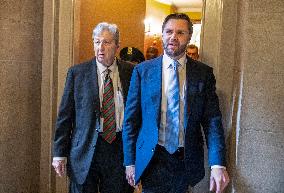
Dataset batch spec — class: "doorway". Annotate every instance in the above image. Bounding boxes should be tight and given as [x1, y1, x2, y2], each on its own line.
[40, 0, 230, 192]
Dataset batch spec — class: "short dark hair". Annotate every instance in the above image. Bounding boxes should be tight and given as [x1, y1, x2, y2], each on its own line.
[187, 44, 199, 52]
[162, 13, 193, 34]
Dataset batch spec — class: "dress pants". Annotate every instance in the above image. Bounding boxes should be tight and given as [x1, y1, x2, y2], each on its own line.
[141, 145, 190, 193]
[69, 132, 133, 193]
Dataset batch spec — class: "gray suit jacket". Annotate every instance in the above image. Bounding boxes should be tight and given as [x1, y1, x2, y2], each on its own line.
[53, 58, 134, 184]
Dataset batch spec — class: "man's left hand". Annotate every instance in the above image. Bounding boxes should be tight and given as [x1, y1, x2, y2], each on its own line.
[210, 168, 230, 193]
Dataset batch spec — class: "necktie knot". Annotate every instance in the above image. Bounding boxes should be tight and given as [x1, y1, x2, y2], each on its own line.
[171, 60, 179, 71]
[105, 69, 111, 80]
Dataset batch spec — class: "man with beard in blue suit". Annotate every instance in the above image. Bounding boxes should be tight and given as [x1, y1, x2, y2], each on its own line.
[123, 13, 230, 193]
[52, 22, 134, 193]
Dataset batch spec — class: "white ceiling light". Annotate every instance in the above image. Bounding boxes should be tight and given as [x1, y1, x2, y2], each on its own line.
[154, 0, 203, 9]
[154, 0, 172, 5]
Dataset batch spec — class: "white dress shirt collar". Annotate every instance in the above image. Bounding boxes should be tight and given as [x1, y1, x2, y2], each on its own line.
[96, 58, 117, 75]
[163, 52, 187, 69]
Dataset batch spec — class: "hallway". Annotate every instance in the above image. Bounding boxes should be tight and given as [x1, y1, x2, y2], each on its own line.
[0, 0, 283, 192]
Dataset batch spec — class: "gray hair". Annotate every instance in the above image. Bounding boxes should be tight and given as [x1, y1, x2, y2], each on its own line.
[92, 22, 120, 45]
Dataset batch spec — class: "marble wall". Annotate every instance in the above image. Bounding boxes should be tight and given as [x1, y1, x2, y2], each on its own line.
[202, 0, 284, 192]
[0, 0, 43, 192]
[233, 0, 284, 192]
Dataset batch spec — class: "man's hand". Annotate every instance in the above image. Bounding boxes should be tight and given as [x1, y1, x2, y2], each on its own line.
[125, 165, 135, 187]
[52, 159, 66, 177]
[210, 168, 230, 193]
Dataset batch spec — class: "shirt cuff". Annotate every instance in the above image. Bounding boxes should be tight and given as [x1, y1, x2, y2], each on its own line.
[211, 165, 226, 170]
[53, 157, 67, 161]
[126, 165, 135, 168]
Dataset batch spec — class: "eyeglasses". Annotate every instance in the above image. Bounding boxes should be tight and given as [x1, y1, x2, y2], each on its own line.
[94, 39, 114, 47]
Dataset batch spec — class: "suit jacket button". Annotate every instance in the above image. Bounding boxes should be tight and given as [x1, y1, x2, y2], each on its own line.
[152, 148, 155, 152]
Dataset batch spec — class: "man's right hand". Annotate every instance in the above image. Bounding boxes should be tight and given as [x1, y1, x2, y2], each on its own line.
[125, 165, 135, 187]
[52, 159, 66, 177]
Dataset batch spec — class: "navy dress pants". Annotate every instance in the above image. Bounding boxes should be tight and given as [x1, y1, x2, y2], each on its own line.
[141, 145, 191, 193]
[69, 133, 133, 193]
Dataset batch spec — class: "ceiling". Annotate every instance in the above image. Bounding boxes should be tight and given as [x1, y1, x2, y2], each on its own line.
[154, 0, 203, 11]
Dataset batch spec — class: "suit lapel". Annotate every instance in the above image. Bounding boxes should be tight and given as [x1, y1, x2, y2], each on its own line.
[184, 57, 197, 130]
[117, 59, 126, 98]
[149, 57, 162, 124]
[90, 59, 100, 116]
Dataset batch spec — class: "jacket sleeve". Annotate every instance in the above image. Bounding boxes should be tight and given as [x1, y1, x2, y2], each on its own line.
[201, 67, 226, 167]
[53, 68, 75, 157]
[122, 67, 142, 166]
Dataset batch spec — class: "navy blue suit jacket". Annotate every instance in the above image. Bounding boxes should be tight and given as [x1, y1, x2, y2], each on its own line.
[122, 56, 226, 186]
[53, 58, 134, 184]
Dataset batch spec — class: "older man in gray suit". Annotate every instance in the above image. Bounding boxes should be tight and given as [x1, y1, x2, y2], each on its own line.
[52, 22, 134, 193]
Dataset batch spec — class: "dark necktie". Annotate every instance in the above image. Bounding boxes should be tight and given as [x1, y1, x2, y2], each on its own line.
[164, 60, 180, 154]
[101, 69, 116, 143]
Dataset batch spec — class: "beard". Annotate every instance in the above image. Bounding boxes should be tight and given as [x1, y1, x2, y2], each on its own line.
[163, 41, 187, 58]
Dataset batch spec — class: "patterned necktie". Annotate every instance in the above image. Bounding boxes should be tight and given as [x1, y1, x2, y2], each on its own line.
[101, 69, 116, 143]
[164, 60, 180, 154]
